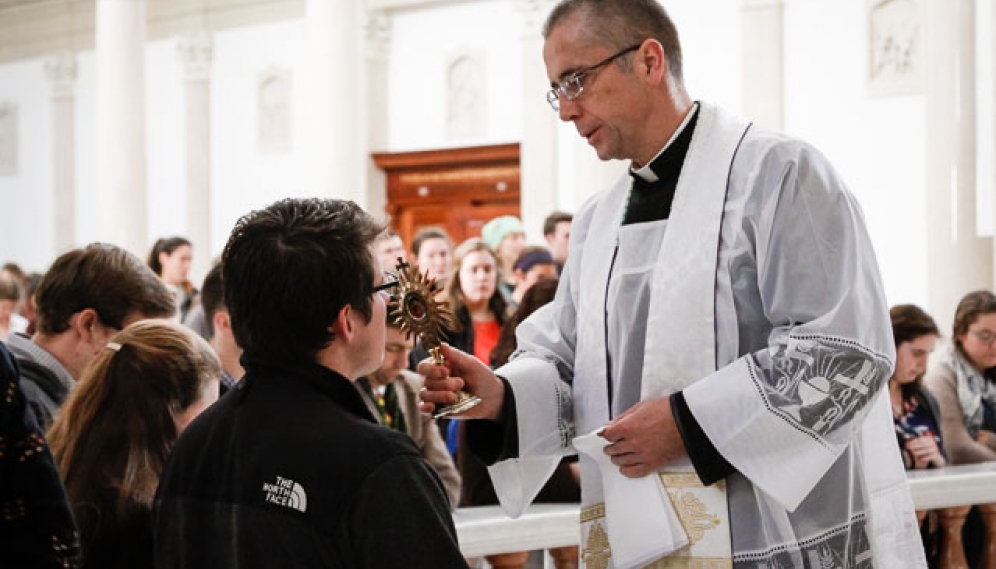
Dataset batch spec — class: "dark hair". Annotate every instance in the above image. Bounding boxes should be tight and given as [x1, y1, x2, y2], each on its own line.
[889, 304, 940, 400]
[222, 198, 384, 365]
[23, 272, 43, 297]
[514, 246, 555, 273]
[147, 237, 192, 277]
[446, 238, 507, 334]
[491, 278, 559, 367]
[411, 227, 453, 257]
[953, 291, 996, 355]
[543, 211, 573, 237]
[48, 320, 220, 512]
[543, 0, 684, 82]
[0, 269, 24, 302]
[200, 262, 225, 338]
[890, 304, 940, 347]
[35, 244, 176, 334]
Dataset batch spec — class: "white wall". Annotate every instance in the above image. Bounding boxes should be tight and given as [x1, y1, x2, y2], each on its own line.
[669, 0, 743, 112]
[145, 39, 186, 249]
[75, 51, 97, 260]
[387, 0, 523, 150]
[0, 0, 952, 313]
[0, 19, 312, 274]
[783, 0, 928, 308]
[0, 58, 55, 273]
[210, 19, 310, 260]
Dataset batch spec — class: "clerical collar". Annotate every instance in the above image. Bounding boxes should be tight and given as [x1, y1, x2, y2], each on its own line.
[630, 102, 700, 183]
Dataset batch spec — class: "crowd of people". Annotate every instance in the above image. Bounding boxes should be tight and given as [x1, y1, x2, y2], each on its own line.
[9, 204, 994, 569]
[1, 0, 989, 568]
[0, 206, 574, 569]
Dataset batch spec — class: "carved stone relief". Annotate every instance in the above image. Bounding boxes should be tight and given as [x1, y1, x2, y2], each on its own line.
[0, 102, 17, 176]
[515, 0, 558, 36]
[45, 52, 78, 98]
[867, 0, 923, 97]
[177, 32, 214, 82]
[364, 9, 392, 61]
[446, 49, 487, 140]
[257, 67, 293, 154]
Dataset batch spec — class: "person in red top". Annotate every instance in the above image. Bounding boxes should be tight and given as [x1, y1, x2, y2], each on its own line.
[438, 238, 508, 366]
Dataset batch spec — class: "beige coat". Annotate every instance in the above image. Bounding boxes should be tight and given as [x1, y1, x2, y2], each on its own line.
[925, 363, 996, 464]
[356, 370, 461, 507]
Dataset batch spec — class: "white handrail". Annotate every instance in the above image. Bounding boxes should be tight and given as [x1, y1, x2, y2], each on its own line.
[907, 461, 996, 510]
[454, 504, 580, 558]
[455, 464, 996, 557]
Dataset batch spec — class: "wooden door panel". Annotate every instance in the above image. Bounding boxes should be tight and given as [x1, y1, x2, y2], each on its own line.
[397, 202, 519, 247]
[373, 144, 521, 250]
[397, 205, 451, 250]
[456, 203, 521, 245]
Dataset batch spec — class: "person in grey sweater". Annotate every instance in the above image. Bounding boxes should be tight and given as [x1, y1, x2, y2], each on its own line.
[8, 244, 174, 429]
[925, 290, 996, 465]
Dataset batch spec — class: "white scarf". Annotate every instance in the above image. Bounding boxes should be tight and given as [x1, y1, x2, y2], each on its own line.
[945, 344, 996, 435]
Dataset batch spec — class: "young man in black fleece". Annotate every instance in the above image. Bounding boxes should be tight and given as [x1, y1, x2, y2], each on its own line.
[154, 198, 468, 569]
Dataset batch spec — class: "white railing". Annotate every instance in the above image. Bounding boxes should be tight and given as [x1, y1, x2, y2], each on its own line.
[907, 462, 996, 509]
[455, 463, 996, 563]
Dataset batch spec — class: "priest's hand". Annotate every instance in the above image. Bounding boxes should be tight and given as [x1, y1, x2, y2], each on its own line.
[601, 396, 686, 478]
[417, 343, 505, 421]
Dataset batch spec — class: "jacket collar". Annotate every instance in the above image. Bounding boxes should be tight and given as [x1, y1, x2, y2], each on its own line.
[240, 353, 379, 424]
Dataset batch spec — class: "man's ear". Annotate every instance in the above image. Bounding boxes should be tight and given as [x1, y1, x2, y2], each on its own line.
[72, 308, 100, 341]
[330, 304, 354, 343]
[637, 39, 667, 85]
[214, 311, 231, 334]
[514, 268, 526, 282]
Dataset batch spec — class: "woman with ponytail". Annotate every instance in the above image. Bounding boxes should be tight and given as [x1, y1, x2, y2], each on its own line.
[47, 320, 220, 569]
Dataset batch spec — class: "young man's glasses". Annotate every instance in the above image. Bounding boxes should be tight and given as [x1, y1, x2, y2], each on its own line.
[371, 273, 399, 301]
[545, 44, 641, 111]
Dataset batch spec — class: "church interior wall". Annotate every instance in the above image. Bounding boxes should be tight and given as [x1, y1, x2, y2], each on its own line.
[73, 51, 97, 268]
[386, 0, 523, 151]
[0, 0, 972, 320]
[145, 38, 186, 253]
[208, 19, 311, 262]
[0, 18, 314, 276]
[667, 0, 743, 113]
[782, 0, 929, 310]
[0, 57, 56, 273]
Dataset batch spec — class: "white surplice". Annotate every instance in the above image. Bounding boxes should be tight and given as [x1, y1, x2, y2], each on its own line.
[488, 102, 925, 569]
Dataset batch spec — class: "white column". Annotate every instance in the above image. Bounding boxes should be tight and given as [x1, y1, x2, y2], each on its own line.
[364, 9, 391, 221]
[989, 0, 996, 278]
[924, 0, 992, 329]
[740, 0, 784, 129]
[95, 0, 148, 255]
[177, 32, 214, 284]
[307, 0, 365, 206]
[516, 0, 559, 242]
[45, 51, 77, 254]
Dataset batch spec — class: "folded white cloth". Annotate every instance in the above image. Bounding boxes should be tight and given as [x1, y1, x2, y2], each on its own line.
[573, 429, 688, 569]
[487, 455, 561, 518]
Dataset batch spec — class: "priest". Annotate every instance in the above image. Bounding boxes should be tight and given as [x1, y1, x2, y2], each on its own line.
[419, 1, 925, 568]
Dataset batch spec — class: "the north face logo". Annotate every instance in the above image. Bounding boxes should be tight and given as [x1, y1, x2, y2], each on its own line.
[262, 475, 307, 513]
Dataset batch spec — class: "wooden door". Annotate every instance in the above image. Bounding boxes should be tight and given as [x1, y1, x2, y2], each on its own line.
[372, 143, 520, 248]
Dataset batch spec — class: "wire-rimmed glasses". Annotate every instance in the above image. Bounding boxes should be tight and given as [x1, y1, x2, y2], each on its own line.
[545, 44, 641, 111]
